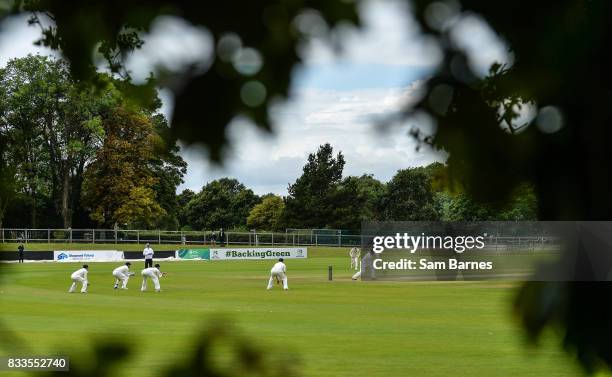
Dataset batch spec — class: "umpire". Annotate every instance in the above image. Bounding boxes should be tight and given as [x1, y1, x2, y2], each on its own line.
[18, 244, 24, 263]
[143, 243, 154, 268]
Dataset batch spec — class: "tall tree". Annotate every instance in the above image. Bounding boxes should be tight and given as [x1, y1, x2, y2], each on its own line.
[283, 143, 345, 228]
[330, 175, 386, 229]
[0, 133, 16, 228]
[247, 195, 285, 231]
[184, 178, 259, 230]
[176, 189, 196, 229]
[82, 106, 166, 228]
[0, 56, 53, 226]
[385, 168, 438, 221]
[0, 55, 110, 227]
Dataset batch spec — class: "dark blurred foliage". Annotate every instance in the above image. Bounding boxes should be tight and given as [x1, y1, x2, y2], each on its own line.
[3, 0, 360, 162]
[0, 307, 298, 377]
[406, 0, 612, 372]
[409, 0, 612, 220]
[41, 323, 298, 377]
[162, 322, 299, 377]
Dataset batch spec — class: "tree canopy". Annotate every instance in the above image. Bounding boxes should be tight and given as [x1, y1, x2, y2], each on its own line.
[183, 178, 260, 231]
[0, 55, 186, 228]
[283, 143, 345, 228]
[247, 195, 285, 231]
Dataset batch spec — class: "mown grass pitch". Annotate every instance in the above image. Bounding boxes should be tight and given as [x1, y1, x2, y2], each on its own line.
[0, 247, 580, 377]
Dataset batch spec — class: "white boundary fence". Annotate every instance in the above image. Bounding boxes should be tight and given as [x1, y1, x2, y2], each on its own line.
[0, 228, 558, 250]
[0, 228, 362, 247]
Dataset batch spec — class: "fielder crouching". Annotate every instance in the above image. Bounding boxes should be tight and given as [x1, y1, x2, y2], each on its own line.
[141, 263, 166, 292]
[69, 264, 89, 293]
[267, 258, 288, 290]
[113, 262, 133, 289]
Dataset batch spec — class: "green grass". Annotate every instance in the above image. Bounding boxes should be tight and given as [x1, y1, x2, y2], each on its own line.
[0, 247, 582, 377]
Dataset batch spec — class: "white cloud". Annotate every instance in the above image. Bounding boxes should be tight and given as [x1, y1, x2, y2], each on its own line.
[302, 0, 442, 67]
[177, 0, 448, 195]
[124, 16, 214, 84]
[0, 14, 58, 66]
[179, 85, 447, 196]
[450, 13, 513, 76]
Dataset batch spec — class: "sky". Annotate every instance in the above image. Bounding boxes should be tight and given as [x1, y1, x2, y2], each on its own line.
[0, 1, 511, 196]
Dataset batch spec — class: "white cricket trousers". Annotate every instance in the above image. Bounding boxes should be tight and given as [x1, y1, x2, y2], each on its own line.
[351, 256, 360, 270]
[141, 272, 160, 291]
[113, 272, 130, 288]
[267, 271, 288, 290]
[69, 277, 88, 293]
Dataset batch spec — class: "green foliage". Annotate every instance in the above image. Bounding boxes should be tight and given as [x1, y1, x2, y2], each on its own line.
[0, 56, 54, 227]
[247, 195, 285, 231]
[0, 134, 16, 228]
[0, 55, 185, 229]
[435, 184, 538, 222]
[385, 168, 438, 221]
[283, 143, 345, 228]
[114, 186, 166, 227]
[176, 189, 196, 229]
[330, 175, 386, 229]
[184, 178, 259, 230]
[82, 107, 167, 227]
[0, 55, 110, 227]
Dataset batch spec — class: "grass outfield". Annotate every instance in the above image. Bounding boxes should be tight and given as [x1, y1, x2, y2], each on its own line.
[0, 247, 581, 377]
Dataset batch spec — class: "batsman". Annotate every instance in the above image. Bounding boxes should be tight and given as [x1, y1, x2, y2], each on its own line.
[267, 258, 289, 290]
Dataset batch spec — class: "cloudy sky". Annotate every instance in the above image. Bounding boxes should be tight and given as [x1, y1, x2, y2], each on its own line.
[0, 1, 511, 195]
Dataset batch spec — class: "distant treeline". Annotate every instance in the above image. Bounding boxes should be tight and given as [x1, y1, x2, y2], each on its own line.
[175, 143, 537, 232]
[0, 56, 537, 231]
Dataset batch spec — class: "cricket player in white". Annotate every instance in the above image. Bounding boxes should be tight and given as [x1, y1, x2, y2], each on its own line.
[141, 263, 165, 292]
[69, 265, 89, 293]
[113, 262, 133, 289]
[267, 258, 288, 290]
[352, 250, 378, 280]
[349, 247, 361, 270]
[143, 243, 154, 268]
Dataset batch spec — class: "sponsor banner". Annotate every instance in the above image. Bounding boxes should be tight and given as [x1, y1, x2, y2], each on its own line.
[175, 249, 211, 260]
[54, 250, 124, 262]
[210, 247, 307, 260]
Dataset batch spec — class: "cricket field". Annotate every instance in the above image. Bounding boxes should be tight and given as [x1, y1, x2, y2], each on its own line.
[0, 246, 581, 377]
